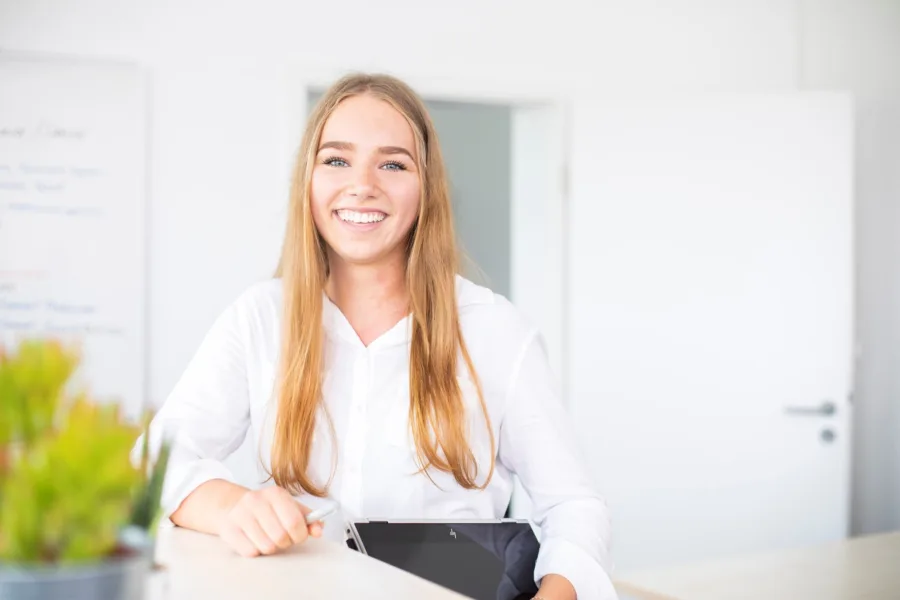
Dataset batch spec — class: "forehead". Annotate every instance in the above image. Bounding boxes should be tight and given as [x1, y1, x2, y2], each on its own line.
[320, 94, 417, 156]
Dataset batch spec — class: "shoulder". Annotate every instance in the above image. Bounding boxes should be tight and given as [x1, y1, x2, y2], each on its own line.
[455, 275, 538, 352]
[455, 276, 548, 407]
[232, 278, 283, 315]
[219, 279, 283, 347]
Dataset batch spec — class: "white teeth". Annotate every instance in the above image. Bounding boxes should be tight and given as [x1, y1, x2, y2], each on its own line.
[336, 209, 386, 224]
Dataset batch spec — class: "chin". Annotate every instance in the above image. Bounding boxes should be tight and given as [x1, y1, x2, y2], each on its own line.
[331, 246, 394, 267]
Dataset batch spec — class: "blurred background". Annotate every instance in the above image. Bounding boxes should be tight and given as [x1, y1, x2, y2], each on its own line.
[1, 0, 898, 575]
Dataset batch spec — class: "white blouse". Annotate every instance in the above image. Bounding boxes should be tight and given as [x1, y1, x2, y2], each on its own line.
[146, 276, 617, 599]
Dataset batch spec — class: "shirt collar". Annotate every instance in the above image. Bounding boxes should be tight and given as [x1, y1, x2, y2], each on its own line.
[320, 276, 491, 350]
[321, 293, 412, 350]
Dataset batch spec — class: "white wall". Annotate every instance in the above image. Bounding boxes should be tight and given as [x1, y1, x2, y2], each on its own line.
[1, 0, 897, 533]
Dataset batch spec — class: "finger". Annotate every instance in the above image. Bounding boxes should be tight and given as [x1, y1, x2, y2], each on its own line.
[254, 500, 293, 550]
[308, 522, 323, 538]
[220, 522, 261, 558]
[297, 501, 327, 539]
[240, 514, 279, 555]
[271, 494, 309, 545]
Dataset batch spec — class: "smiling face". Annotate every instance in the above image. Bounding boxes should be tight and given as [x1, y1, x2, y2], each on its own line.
[310, 94, 422, 270]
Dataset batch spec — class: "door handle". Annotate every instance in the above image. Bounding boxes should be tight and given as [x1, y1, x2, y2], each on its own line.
[784, 400, 836, 417]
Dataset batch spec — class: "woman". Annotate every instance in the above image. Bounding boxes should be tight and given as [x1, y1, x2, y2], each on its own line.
[146, 73, 615, 600]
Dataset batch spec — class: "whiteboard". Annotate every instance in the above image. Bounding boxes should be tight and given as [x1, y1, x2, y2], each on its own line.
[0, 56, 147, 417]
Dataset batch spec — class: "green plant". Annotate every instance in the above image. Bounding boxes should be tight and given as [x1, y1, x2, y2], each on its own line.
[0, 339, 169, 564]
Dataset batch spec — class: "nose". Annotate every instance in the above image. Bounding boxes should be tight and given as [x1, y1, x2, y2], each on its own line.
[347, 166, 377, 200]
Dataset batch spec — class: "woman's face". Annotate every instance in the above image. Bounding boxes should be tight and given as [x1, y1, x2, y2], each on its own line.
[310, 94, 421, 269]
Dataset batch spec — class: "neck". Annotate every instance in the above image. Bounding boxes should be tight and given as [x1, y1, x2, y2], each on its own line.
[325, 252, 409, 346]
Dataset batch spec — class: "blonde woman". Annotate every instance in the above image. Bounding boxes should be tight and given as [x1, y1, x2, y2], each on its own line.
[147, 74, 615, 600]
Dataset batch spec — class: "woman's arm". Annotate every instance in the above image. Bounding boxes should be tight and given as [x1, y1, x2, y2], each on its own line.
[140, 287, 321, 556]
[170, 478, 249, 534]
[138, 296, 253, 527]
[173, 478, 322, 557]
[498, 332, 619, 600]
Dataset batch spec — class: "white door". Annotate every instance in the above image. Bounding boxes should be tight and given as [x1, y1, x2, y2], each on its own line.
[568, 94, 854, 571]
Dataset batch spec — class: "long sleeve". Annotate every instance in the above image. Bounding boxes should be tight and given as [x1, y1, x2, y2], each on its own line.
[137, 297, 252, 522]
[498, 332, 618, 600]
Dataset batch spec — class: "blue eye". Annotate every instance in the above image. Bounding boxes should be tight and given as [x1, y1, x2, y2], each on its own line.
[382, 161, 407, 171]
[323, 157, 349, 167]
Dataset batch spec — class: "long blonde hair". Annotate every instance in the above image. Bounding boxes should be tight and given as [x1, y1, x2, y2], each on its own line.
[271, 73, 495, 496]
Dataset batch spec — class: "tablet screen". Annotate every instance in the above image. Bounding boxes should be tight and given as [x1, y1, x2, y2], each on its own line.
[350, 521, 540, 600]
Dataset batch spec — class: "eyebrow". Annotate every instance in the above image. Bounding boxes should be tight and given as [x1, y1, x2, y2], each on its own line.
[317, 140, 415, 161]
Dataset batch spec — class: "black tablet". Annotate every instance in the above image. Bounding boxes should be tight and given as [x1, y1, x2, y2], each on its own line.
[346, 519, 540, 600]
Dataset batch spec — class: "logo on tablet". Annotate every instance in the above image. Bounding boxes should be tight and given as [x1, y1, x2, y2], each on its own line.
[449, 529, 457, 539]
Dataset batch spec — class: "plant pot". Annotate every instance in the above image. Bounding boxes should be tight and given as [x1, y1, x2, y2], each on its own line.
[0, 527, 154, 600]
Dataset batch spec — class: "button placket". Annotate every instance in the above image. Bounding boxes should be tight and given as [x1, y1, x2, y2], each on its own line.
[342, 350, 369, 516]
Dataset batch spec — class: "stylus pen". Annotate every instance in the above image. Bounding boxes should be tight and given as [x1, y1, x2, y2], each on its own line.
[306, 502, 339, 524]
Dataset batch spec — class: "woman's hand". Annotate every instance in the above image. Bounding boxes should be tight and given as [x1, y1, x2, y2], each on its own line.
[534, 574, 577, 600]
[217, 486, 324, 557]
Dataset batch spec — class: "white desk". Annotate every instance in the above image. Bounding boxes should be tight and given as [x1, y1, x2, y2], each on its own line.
[614, 531, 900, 600]
[148, 527, 468, 600]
